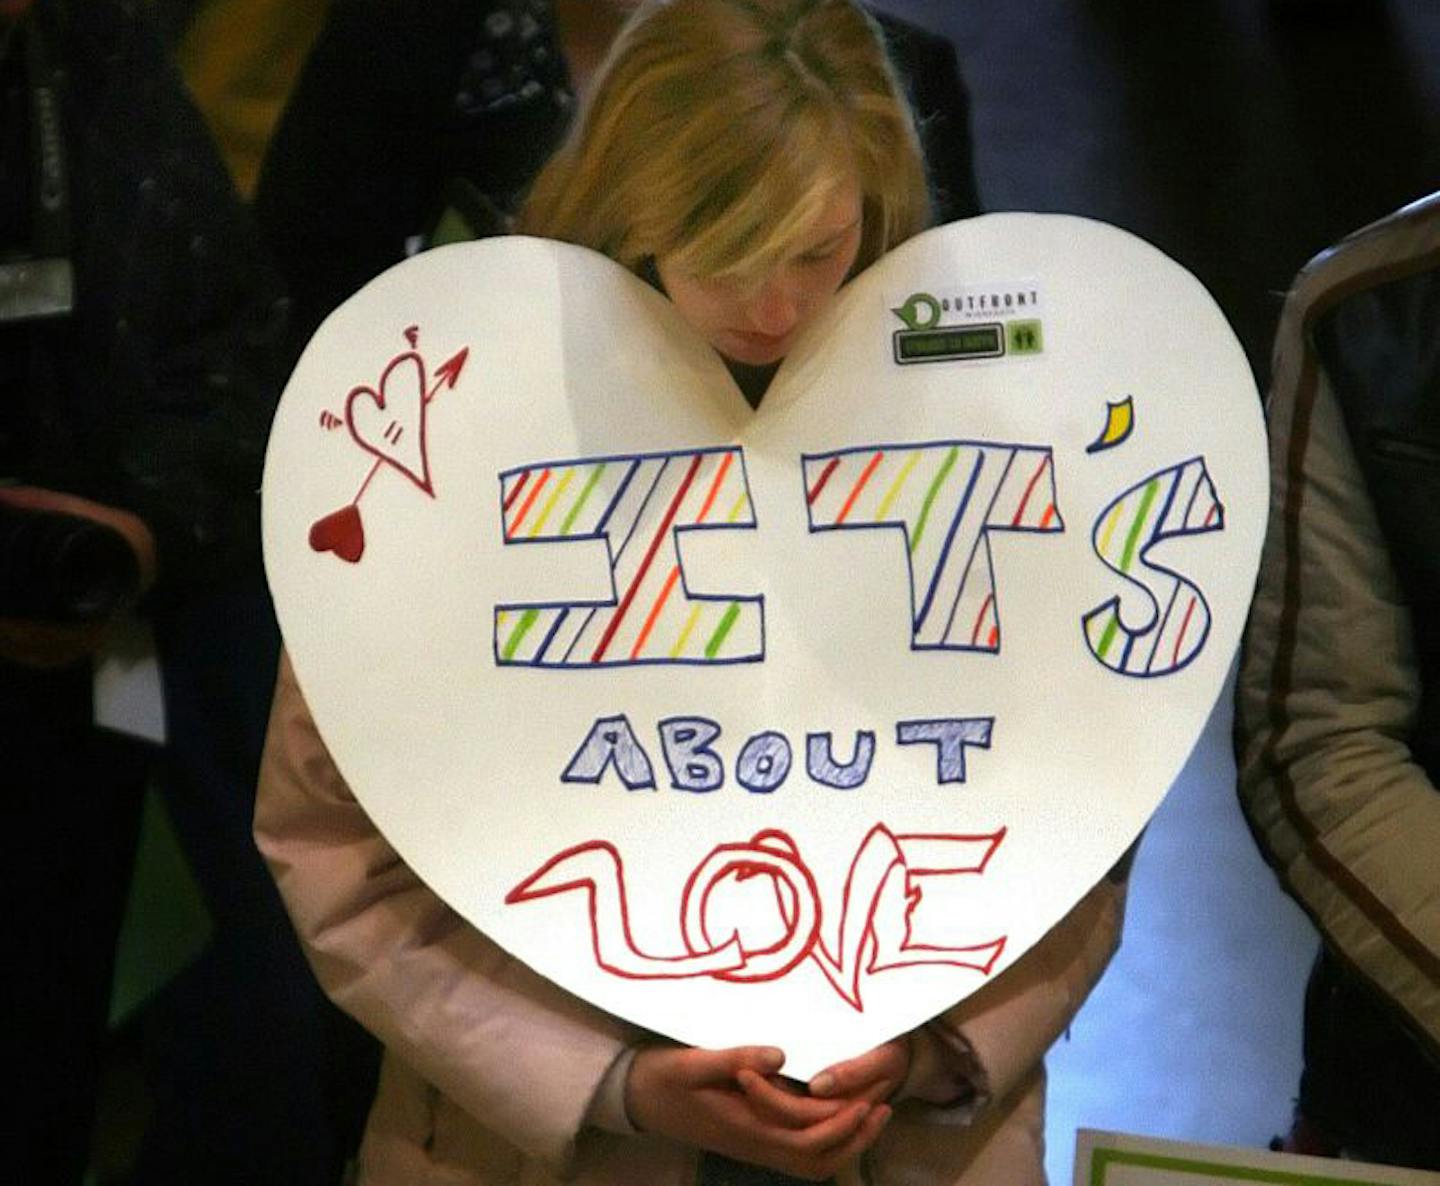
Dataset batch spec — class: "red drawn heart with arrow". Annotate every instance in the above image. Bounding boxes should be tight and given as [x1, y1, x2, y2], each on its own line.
[309, 326, 470, 564]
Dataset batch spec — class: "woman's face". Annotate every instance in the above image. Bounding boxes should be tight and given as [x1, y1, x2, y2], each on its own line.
[656, 177, 864, 368]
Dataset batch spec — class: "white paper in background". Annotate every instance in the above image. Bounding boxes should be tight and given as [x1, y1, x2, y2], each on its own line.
[1074, 1129, 1440, 1185]
[262, 215, 1268, 1077]
[93, 616, 165, 744]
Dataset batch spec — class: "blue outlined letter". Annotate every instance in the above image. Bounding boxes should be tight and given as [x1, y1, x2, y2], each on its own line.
[1084, 456, 1222, 677]
[561, 715, 656, 790]
[736, 732, 793, 794]
[896, 718, 994, 784]
[802, 441, 1063, 655]
[805, 732, 876, 790]
[659, 716, 725, 792]
[495, 448, 762, 668]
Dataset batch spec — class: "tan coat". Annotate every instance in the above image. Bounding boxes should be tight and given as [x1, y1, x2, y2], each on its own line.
[1234, 195, 1440, 1051]
[256, 653, 1127, 1185]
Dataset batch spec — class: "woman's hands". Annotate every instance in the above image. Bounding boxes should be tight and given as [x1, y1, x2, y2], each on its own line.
[625, 1039, 909, 1181]
[807, 1037, 911, 1104]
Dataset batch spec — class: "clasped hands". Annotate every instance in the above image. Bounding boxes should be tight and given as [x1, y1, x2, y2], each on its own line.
[625, 1038, 909, 1181]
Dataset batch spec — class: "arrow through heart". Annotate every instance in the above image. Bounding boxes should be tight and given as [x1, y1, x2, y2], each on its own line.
[309, 334, 470, 564]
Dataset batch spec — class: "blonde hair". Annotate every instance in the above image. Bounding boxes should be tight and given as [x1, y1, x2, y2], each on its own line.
[517, 0, 931, 288]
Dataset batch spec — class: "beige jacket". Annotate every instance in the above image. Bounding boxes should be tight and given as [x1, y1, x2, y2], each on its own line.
[256, 653, 1127, 1185]
[1234, 196, 1440, 1050]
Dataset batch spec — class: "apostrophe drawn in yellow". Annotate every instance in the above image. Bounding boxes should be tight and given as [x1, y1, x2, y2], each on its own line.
[1086, 396, 1135, 454]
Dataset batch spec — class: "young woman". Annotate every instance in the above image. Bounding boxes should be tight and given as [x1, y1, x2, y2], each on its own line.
[514, 0, 928, 406]
[257, 3, 1126, 1182]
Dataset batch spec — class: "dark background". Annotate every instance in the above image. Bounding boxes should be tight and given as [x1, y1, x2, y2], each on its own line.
[885, 0, 1440, 387]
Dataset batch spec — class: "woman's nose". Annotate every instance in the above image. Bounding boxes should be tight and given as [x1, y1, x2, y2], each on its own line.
[743, 276, 799, 337]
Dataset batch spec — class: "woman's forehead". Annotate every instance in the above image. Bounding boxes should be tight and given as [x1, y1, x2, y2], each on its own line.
[666, 158, 862, 282]
[805, 177, 864, 237]
[759, 172, 863, 260]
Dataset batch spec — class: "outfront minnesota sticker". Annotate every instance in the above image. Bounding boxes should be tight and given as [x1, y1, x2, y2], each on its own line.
[890, 281, 1044, 365]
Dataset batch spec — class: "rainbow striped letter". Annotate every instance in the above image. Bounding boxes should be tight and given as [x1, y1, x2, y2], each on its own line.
[1084, 456, 1223, 677]
[495, 448, 762, 667]
[802, 441, 1063, 653]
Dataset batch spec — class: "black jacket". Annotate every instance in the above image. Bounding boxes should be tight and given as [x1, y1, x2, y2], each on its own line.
[1, 0, 287, 599]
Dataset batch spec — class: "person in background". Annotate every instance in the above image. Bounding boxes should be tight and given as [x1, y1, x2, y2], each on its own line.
[172, 0, 331, 198]
[252, 0, 980, 367]
[1, 0, 374, 1180]
[256, 3, 1126, 1183]
[1235, 192, 1440, 1169]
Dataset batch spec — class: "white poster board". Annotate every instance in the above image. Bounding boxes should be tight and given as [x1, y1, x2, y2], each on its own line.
[1076, 1130, 1440, 1186]
[263, 215, 1268, 1076]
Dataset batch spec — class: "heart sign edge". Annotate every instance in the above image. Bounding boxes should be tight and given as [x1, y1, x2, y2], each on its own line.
[261, 213, 1268, 1077]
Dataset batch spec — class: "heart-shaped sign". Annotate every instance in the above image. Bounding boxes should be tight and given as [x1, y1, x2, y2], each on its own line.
[263, 215, 1267, 1077]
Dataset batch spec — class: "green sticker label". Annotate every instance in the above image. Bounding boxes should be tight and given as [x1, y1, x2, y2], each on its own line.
[889, 289, 1045, 366]
[1007, 319, 1044, 355]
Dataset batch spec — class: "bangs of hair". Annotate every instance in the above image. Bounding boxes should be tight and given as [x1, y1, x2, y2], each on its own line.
[518, 0, 931, 283]
[647, 104, 859, 289]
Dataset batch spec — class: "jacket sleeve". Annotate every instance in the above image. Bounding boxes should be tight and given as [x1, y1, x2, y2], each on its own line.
[901, 867, 1128, 1115]
[945, 870, 1125, 1111]
[1234, 263, 1440, 1052]
[254, 651, 637, 1171]
[39, 1, 288, 600]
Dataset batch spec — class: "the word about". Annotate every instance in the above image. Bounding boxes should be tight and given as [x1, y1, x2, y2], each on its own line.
[560, 714, 995, 794]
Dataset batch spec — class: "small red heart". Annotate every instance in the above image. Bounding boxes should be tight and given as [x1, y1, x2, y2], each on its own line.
[309, 504, 365, 563]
